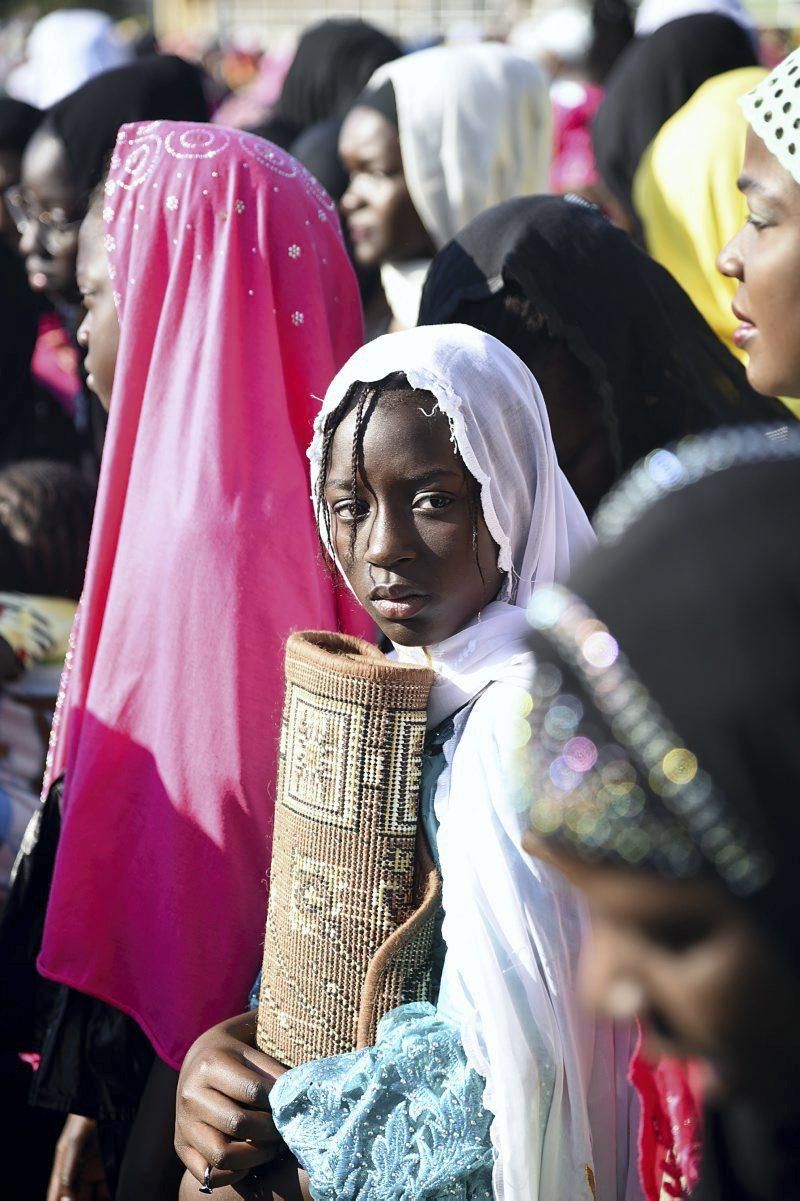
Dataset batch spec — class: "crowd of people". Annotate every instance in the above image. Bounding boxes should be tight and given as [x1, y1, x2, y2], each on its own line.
[0, 1, 798, 1199]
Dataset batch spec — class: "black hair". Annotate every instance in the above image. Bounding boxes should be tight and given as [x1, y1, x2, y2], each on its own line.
[315, 371, 484, 578]
[0, 460, 95, 600]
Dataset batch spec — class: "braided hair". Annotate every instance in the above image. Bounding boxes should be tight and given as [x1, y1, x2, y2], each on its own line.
[0, 460, 95, 600]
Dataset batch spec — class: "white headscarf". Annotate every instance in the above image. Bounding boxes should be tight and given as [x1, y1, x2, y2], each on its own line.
[363, 44, 551, 327]
[309, 325, 640, 1199]
[635, 0, 756, 38]
[6, 9, 133, 109]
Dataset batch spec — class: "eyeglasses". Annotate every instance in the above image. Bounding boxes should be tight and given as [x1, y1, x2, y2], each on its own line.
[2, 187, 82, 252]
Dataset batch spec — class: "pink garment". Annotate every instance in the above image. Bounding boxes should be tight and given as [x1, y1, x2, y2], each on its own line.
[38, 121, 370, 1069]
[549, 81, 604, 194]
[31, 313, 81, 417]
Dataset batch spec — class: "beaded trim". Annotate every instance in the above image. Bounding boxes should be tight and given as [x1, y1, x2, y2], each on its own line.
[524, 585, 773, 895]
[593, 423, 799, 546]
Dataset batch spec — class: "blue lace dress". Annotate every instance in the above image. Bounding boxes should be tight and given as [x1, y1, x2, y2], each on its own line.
[267, 718, 495, 1201]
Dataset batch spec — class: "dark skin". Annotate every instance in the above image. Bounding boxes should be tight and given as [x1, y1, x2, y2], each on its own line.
[339, 107, 434, 272]
[19, 127, 83, 303]
[324, 390, 505, 647]
[76, 206, 120, 411]
[717, 126, 800, 399]
[0, 147, 22, 246]
[523, 832, 800, 1112]
[174, 390, 504, 1196]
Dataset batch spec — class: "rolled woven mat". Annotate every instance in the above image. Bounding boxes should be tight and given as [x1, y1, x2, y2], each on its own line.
[257, 630, 441, 1066]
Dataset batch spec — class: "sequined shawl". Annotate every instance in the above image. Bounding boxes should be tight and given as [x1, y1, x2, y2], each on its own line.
[527, 425, 800, 959]
[37, 121, 371, 1069]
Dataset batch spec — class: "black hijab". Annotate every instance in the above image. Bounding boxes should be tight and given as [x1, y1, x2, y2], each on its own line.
[45, 54, 208, 206]
[256, 20, 401, 149]
[592, 13, 757, 214]
[527, 426, 800, 962]
[0, 239, 38, 455]
[419, 196, 788, 483]
[526, 427, 800, 1201]
[0, 97, 42, 157]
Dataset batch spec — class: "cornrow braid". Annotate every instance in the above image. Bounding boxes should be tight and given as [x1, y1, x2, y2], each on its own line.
[315, 372, 413, 570]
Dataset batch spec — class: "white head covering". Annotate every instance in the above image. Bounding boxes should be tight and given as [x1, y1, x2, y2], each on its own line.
[362, 44, 551, 326]
[635, 0, 756, 38]
[740, 46, 800, 185]
[310, 323, 591, 610]
[309, 324, 639, 1199]
[6, 9, 133, 109]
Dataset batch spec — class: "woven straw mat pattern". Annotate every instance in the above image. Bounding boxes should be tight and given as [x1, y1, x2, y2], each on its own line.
[257, 631, 438, 1065]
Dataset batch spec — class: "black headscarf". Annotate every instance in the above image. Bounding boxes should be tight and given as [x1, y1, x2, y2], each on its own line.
[592, 13, 757, 215]
[527, 426, 800, 963]
[418, 196, 788, 485]
[45, 54, 208, 206]
[0, 96, 42, 157]
[291, 117, 348, 202]
[0, 239, 39, 458]
[256, 20, 401, 149]
[526, 428, 800, 1200]
[0, 241, 82, 466]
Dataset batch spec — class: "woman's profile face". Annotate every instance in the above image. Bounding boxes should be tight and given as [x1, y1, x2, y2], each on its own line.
[76, 206, 119, 411]
[323, 389, 504, 646]
[524, 833, 800, 1109]
[339, 106, 433, 268]
[18, 128, 83, 303]
[718, 126, 800, 399]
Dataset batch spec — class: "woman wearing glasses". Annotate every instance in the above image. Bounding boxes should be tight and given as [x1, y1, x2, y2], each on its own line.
[10, 55, 207, 305]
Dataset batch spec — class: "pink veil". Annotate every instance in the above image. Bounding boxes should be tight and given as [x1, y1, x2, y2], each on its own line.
[38, 121, 370, 1069]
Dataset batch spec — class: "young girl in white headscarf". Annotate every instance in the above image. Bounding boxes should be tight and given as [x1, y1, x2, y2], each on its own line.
[174, 325, 641, 1201]
[338, 45, 551, 329]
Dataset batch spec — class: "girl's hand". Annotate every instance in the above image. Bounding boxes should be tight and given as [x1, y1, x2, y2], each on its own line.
[46, 1114, 109, 1201]
[175, 1010, 288, 1191]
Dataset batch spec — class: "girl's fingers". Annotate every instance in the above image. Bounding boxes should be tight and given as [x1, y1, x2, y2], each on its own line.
[184, 1088, 279, 1144]
[196, 1054, 275, 1111]
[178, 1120, 280, 1175]
[180, 1144, 249, 1191]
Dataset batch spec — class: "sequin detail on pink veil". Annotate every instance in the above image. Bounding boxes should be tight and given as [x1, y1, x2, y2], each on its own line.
[38, 121, 369, 1069]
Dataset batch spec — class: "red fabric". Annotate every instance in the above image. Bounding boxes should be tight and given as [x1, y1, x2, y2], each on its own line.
[38, 122, 371, 1068]
[631, 1027, 703, 1200]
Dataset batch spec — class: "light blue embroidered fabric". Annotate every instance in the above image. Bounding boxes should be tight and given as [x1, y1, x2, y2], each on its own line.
[270, 1002, 493, 1201]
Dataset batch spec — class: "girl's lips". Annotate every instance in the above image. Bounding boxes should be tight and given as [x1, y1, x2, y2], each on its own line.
[732, 320, 757, 349]
[372, 595, 428, 621]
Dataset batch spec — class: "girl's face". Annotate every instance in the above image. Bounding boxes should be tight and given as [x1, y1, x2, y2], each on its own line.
[718, 126, 800, 399]
[524, 833, 800, 1109]
[339, 107, 433, 269]
[323, 389, 504, 647]
[76, 207, 119, 411]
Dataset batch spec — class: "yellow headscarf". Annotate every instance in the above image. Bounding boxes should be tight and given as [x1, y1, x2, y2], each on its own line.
[634, 67, 800, 418]
[634, 66, 764, 361]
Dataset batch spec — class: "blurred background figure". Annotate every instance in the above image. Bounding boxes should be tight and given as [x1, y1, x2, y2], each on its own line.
[0, 95, 41, 248]
[592, 11, 758, 229]
[5, 8, 133, 109]
[339, 42, 550, 329]
[0, 460, 94, 901]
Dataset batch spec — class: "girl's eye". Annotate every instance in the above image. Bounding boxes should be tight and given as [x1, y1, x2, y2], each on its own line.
[746, 213, 769, 231]
[641, 915, 714, 954]
[332, 499, 368, 522]
[415, 493, 455, 512]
